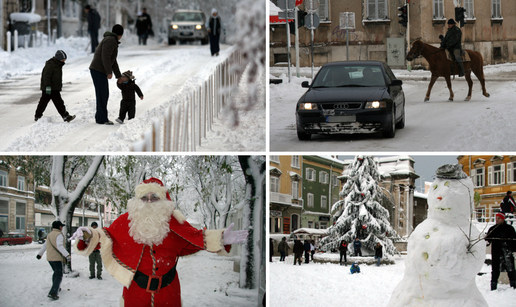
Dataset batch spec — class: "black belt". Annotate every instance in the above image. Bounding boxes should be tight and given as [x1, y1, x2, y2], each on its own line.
[133, 265, 177, 294]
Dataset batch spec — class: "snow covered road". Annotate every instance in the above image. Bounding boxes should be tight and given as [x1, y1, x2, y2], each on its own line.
[0, 38, 265, 152]
[270, 64, 516, 152]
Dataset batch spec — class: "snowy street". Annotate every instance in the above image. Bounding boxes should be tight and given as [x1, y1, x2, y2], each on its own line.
[270, 64, 516, 151]
[0, 37, 265, 152]
[269, 253, 514, 307]
[0, 243, 257, 307]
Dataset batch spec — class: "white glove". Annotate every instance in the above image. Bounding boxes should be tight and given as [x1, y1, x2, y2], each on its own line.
[223, 223, 248, 245]
[69, 226, 92, 241]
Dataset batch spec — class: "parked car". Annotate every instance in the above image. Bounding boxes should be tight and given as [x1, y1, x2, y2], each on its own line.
[0, 233, 33, 245]
[295, 61, 405, 140]
[168, 10, 209, 45]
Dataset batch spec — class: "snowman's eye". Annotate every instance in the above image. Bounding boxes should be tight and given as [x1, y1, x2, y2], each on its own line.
[433, 184, 438, 190]
[444, 181, 450, 187]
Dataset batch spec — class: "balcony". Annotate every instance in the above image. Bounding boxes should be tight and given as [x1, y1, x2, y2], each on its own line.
[270, 192, 292, 205]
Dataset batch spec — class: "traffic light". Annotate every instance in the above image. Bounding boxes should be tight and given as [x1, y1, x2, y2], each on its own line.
[289, 10, 307, 35]
[398, 5, 408, 28]
[455, 7, 466, 27]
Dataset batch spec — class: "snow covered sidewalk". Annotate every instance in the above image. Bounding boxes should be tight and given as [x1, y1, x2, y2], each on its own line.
[0, 243, 257, 306]
[269, 254, 516, 307]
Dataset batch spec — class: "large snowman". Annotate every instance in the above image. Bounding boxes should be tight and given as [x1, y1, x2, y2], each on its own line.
[387, 164, 487, 307]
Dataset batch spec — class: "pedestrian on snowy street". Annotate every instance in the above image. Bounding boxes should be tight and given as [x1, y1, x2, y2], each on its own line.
[206, 8, 222, 56]
[500, 191, 516, 215]
[90, 24, 124, 125]
[70, 177, 248, 306]
[78, 222, 103, 279]
[353, 238, 362, 256]
[339, 240, 348, 265]
[115, 70, 143, 124]
[485, 212, 516, 290]
[278, 237, 289, 261]
[375, 242, 383, 267]
[303, 240, 311, 264]
[350, 262, 361, 274]
[270, 238, 274, 262]
[293, 239, 304, 265]
[36, 220, 71, 301]
[84, 5, 101, 53]
[135, 8, 152, 46]
[310, 240, 316, 260]
[34, 50, 76, 123]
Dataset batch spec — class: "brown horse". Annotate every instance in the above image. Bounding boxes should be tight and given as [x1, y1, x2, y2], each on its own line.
[406, 39, 490, 102]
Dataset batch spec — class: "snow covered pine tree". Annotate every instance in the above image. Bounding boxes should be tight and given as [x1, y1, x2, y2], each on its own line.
[320, 155, 399, 256]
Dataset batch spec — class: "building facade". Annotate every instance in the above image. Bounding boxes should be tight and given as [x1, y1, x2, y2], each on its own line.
[270, 0, 516, 68]
[458, 155, 516, 222]
[0, 159, 35, 237]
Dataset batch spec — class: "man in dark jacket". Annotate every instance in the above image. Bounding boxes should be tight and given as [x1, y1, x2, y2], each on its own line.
[303, 240, 311, 263]
[339, 240, 348, 265]
[353, 238, 362, 256]
[440, 19, 464, 77]
[293, 239, 304, 265]
[485, 212, 516, 290]
[501, 191, 516, 215]
[135, 8, 152, 45]
[34, 50, 75, 123]
[277, 237, 289, 261]
[207, 8, 222, 56]
[89, 24, 124, 125]
[115, 70, 143, 124]
[84, 5, 101, 53]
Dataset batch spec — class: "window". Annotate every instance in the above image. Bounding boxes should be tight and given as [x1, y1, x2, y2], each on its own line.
[307, 221, 313, 228]
[332, 174, 338, 187]
[320, 222, 327, 229]
[321, 196, 327, 209]
[319, 171, 329, 184]
[367, 0, 388, 20]
[291, 214, 299, 232]
[270, 155, 280, 163]
[307, 193, 314, 208]
[464, 0, 474, 19]
[0, 199, 8, 214]
[306, 168, 316, 181]
[0, 170, 7, 187]
[317, 0, 329, 21]
[507, 162, 516, 183]
[433, 0, 445, 19]
[17, 176, 25, 191]
[488, 164, 505, 185]
[492, 0, 501, 18]
[270, 177, 280, 193]
[291, 181, 299, 199]
[291, 156, 300, 168]
[271, 217, 281, 233]
[471, 167, 484, 187]
[16, 202, 25, 215]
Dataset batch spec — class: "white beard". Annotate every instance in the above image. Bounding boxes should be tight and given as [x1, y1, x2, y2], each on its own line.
[127, 198, 174, 246]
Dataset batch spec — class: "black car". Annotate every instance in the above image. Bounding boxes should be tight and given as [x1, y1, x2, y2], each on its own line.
[296, 61, 405, 140]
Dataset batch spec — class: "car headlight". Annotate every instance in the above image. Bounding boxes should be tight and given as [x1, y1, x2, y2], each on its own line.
[196, 25, 202, 30]
[299, 103, 318, 110]
[172, 25, 178, 30]
[364, 101, 386, 109]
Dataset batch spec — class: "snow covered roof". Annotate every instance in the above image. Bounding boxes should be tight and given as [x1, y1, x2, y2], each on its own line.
[292, 228, 327, 236]
[315, 155, 346, 166]
[339, 156, 417, 178]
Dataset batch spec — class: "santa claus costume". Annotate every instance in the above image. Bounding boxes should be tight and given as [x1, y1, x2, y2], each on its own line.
[73, 178, 245, 307]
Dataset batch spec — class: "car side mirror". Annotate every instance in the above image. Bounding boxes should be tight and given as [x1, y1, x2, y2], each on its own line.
[301, 81, 310, 88]
[390, 79, 403, 86]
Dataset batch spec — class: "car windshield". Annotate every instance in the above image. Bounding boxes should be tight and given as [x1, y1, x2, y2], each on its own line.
[172, 12, 204, 22]
[312, 65, 386, 88]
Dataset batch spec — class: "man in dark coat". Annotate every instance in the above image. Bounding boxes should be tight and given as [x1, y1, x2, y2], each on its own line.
[89, 24, 124, 125]
[485, 212, 516, 290]
[353, 238, 362, 256]
[440, 19, 464, 77]
[293, 239, 304, 265]
[278, 237, 289, 261]
[339, 240, 348, 265]
[303, 240, 311, 264]
[501, 191, 516, 215]
[84, 5, 101, 53]
[34, 50, 75, 122]
[207, 8, 222, 56]
[135, 8, 152, 45]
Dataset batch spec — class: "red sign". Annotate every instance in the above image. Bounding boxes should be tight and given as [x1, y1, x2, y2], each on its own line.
[283, 217, 290, 234]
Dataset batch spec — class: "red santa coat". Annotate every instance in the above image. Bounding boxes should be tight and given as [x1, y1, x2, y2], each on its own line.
[75, 212, 229, 307]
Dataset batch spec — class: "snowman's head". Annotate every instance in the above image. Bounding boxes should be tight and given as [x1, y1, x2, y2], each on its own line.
[427, 164, 474, 223]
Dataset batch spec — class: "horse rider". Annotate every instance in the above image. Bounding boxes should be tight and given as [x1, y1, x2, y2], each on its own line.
[439, 19, 464, 77]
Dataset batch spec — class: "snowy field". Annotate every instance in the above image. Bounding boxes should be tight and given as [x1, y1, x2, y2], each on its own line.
[269, 63, 516, 151]
[269, 253, 515, 307]
[0, 242, 257, 307]
[0, 34, 265, 152]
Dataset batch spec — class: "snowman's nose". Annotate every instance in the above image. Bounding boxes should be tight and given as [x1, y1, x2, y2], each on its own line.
[437, 197, 442, 200]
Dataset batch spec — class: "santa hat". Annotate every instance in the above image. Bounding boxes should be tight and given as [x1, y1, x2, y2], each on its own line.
[135, 177, 172, 201]
[496, 212, 506, 220]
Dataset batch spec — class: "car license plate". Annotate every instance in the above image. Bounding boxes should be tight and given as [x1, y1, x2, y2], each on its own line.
[326, 115, 356, 123]
[180, 32, 194, 36]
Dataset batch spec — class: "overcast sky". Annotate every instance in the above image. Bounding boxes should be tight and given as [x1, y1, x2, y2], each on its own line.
[336, 155, 459, 193]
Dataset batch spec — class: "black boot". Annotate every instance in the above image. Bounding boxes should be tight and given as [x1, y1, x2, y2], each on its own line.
[491, 282, 497, 291]
[458, 61, 465, 77]
[510, 280, 516, 289]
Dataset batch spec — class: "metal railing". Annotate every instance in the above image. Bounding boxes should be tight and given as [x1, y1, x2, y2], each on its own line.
[131, 49, 243, 151]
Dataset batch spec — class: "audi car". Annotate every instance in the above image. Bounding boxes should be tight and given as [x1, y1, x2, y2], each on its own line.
[168, 10, 209, 45]
[295, 61, 405, 140]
